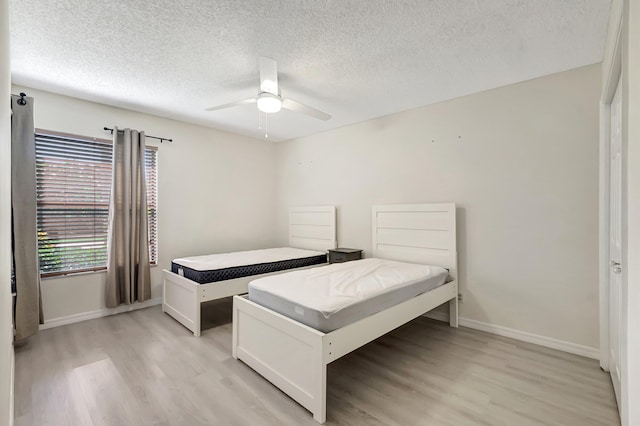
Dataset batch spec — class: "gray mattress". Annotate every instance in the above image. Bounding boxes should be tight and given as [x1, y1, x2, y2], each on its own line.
[249, 263, 448, 333]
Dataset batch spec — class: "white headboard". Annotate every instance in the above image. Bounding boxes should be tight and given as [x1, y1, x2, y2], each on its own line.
[372, 203, 457, 273]
[288, 206, 337, 252]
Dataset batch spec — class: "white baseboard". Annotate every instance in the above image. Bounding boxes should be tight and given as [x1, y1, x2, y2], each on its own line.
[39, 297, 162, 330]
[424, 312, 599, 360]
[41, 299, 599, 360]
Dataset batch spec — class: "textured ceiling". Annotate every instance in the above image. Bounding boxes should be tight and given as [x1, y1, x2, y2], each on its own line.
[9, 0, 611, 142]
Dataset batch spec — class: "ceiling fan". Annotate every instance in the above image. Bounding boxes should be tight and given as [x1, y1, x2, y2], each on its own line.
[205, 57, 331, 126]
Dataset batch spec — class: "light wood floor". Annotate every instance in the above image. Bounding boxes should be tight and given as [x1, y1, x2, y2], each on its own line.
[14, 299, 620, 426]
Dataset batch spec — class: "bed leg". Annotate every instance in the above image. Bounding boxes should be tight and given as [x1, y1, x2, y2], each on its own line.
[232, 296, 238, 359]
[162, 279, 166, 313]
[312, 364, 327, 424]
[449, 297, 459, 328]
[193, 312, 201, 337]
[194, 293, 202, 337]
[313, 411, 326, 424]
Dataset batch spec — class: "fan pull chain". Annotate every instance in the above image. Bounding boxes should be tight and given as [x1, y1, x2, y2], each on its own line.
[265, 112, 269, 138]
[258, 109, 262, 130]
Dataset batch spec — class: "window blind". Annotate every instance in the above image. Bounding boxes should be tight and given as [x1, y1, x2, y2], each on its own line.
[35, 131, 158, 277]
[145, 148, 158, 265]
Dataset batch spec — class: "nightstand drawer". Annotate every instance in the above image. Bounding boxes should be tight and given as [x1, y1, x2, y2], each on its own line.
[328, 248, 362, 264]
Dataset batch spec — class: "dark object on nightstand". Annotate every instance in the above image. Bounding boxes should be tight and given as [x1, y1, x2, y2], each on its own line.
[328, 248, 363, 264]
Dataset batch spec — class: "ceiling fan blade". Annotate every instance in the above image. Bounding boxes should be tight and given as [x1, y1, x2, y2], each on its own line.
[259, 57, 279, 95]
[282, 98, 331, 121]
[205, 98, 256, 111]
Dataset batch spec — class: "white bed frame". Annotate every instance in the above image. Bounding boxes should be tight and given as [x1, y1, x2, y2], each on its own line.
[232, 203, 458, 423]
[162, 206, 337, 336]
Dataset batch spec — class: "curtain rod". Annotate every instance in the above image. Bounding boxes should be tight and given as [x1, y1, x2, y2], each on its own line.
[103, 127, 173, 143]
[11, 92, 28, 105]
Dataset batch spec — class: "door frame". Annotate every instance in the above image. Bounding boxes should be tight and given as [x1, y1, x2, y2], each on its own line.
[599, 2, 623, 372]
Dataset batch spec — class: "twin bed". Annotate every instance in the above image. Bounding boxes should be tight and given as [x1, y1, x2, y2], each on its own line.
[162, 206, 337, 336]
[233, 203, 458, 423]
[163, 203, 458, 424]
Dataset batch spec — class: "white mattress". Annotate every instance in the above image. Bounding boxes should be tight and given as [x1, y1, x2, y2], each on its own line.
[172, 247, 326, 271]
[249, 258, 448, 332]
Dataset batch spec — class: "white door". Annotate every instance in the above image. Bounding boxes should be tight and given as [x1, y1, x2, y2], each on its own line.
[609, 77, 622, 407]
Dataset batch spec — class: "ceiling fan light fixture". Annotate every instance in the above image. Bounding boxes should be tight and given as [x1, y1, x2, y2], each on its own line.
[205, 57, 330, 123]
[257, 92, 282, 113]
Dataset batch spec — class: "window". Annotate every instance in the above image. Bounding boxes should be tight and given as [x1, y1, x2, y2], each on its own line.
[35, 130, 158, 277]
[145, 145, 158, 265]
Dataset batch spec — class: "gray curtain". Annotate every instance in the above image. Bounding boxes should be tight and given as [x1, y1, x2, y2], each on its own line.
[11, 94, 43, 340]
[106, 127, 151, 307]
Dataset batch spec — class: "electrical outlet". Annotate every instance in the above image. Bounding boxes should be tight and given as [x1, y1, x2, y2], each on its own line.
[457, 293, 463, 303]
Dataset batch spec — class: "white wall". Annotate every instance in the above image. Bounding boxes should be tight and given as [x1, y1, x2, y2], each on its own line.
[275, 64, 601, 350]
[0, 0, 14, 424]
[12, 86, 278, 322]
